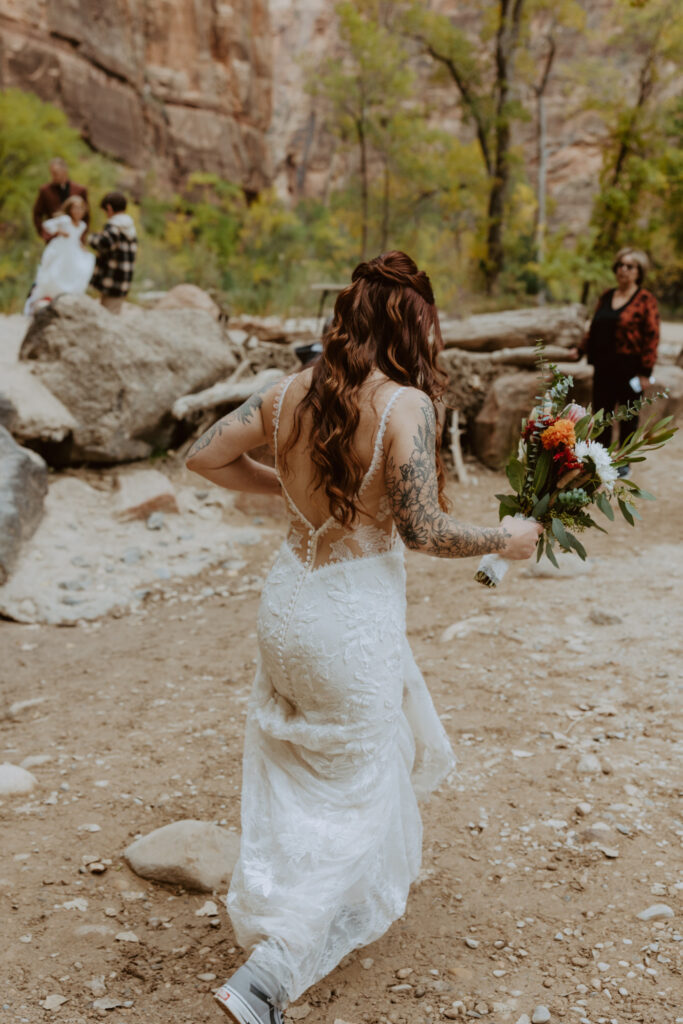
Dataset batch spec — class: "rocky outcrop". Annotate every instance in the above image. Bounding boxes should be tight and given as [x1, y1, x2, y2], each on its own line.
[0, 0, 272, 191]
[18, 294, 240, 463]
[0, 425, 48, 584]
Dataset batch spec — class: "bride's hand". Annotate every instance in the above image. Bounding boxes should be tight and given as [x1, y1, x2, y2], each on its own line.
[499, 516, 543, 559]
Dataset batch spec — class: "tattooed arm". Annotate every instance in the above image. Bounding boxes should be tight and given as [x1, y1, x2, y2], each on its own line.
[185, 381, 282, 495]
[384, 389, 541, 559]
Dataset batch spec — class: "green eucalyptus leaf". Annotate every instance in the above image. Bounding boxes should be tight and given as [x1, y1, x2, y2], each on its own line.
[551, 517, 571, 549]
[545, 538, 560, 568]
[583, 515, 608, 534]
[532, 492, 551, 518]
[595, 491, 615, 520]
[565, 531, 587, 560]
[617, 498, 635, 525]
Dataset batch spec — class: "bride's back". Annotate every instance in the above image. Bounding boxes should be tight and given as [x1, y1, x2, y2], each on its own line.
[270, 369, 403, 570]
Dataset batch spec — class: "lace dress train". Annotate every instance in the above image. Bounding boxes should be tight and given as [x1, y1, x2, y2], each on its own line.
[226, 382, 455, 1005]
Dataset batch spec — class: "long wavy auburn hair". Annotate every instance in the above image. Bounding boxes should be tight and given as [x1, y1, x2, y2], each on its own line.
[281, 250, 450, 526]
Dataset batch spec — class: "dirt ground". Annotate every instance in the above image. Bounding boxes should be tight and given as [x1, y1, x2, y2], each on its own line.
[1, 436, 682, 1024]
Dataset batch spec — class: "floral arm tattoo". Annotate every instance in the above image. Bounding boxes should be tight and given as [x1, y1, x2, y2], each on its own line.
[385, 400, 511, 558]
[186, 384, 270, 462]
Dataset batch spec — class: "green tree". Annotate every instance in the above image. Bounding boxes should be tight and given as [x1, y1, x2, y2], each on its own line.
[311, 0, 414, 258]
[580, 0, 683, 300]
[404, 0, 530, 292]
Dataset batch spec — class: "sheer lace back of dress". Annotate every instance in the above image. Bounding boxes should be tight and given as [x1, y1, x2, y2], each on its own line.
[273, 376, 404, 571]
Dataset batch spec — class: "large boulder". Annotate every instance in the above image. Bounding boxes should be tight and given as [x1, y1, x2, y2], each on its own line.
[0, 393, 17, 431]
[473, 363, 592, 469]
[123, 819, 240, 892]
[18, 295, 240, 463]
[0, 425, 48, 585]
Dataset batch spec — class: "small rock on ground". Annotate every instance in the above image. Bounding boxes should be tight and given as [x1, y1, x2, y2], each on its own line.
[637, 903, 674, 921]
[0, 763, 37, 795]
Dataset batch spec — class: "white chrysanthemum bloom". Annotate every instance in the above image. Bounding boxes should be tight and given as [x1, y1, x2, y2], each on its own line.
[574, 439, 618, 490]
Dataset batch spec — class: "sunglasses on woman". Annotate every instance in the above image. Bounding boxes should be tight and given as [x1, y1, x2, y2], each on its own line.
[616, 261, 638, 270]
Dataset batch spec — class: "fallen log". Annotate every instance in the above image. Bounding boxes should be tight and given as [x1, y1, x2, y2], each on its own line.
[441, 304, 586, 352]
[488, 345, 574, 368]
[172, 367, 285, 419]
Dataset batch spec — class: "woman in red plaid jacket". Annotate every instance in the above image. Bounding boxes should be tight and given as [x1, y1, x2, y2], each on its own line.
[572, 248, 660, 463]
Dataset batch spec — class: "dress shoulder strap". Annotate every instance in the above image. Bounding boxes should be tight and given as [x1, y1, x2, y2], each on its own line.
[360, 386, 405, 494]
[273, 374, 296, 477]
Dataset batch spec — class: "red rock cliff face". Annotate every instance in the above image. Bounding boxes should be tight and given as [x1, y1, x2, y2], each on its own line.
[0, 0, 272, 192]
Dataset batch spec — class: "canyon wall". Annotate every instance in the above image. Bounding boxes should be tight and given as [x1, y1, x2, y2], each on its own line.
[0, 0, 272, 193]
[0, 0, 650, 236]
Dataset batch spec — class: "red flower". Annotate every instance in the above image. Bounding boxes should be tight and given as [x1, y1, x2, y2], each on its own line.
[523, 415, 555, 442]
[553, 448, 582, 475]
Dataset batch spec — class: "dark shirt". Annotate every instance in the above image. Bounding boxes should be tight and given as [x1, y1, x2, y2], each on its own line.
[582, 286, 660, 374]
[587, 294, 622, 367]
[33, 181, 89, 240]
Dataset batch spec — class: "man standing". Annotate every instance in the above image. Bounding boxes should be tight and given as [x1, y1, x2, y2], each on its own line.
[33, 158, 89, 242]
[88, 192, 138, 314]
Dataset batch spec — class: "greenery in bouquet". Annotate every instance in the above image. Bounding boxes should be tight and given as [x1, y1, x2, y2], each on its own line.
[495, 347, 676, 568]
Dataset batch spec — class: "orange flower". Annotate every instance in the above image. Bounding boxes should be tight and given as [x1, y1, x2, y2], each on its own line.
[540, 418, 576, 450]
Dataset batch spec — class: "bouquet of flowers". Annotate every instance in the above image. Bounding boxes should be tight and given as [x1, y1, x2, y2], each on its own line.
[475, 348, 676, 587]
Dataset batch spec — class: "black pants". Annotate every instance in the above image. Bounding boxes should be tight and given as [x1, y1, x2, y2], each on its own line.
[591, 357, 640, 448]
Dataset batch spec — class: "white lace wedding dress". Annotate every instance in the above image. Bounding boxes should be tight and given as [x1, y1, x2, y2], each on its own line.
[226, 379, 455, 1005]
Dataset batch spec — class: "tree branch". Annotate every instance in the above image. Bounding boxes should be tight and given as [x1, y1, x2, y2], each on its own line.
[424, 43, 493, 176]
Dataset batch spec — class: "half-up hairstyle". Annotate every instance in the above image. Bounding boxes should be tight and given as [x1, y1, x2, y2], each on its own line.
[282, 250, 449, 526]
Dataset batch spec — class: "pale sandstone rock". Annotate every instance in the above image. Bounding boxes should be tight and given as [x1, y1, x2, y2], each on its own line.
[40, 995, 68, 1011]
[0, 393, 17, 431]
[647, 364, 683, 423]
[19, 295, 239, 463]
[636, 903, 674, 921]
[0, 763, 38, 796]
[123, 819, 241, 892]
[0, 427, 48, 584]
[155, 284, 222, 320]
[116, 469, 179, 521]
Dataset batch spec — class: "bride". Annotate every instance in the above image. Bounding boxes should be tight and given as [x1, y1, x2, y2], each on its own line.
[24, 194, 95, 314]
[186, 251, 541, 1024]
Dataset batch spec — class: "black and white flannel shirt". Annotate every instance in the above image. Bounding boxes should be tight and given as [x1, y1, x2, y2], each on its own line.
[89, 216, 138, 298]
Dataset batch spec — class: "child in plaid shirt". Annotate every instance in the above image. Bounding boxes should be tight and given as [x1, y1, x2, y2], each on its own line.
[88, 191, 138, 314]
